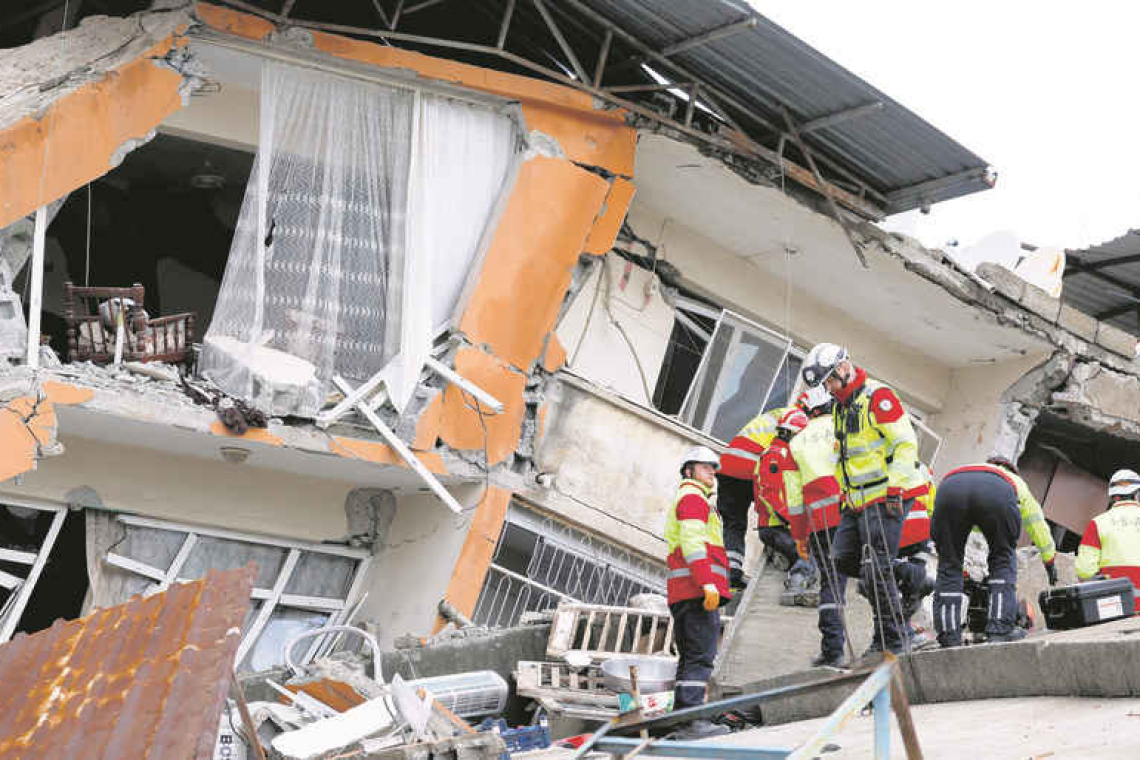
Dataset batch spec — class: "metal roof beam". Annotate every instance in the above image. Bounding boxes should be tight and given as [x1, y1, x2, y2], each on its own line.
[1066, 258, 1140, 303]
[800, 101, 884, 134]
[369, 0, 392, 28]
[281, 0, 297, 18]
[532, 0, 590, 83]
[884, 167, 993, 211]
[1095, 302, 1138, 321]
[1065, 252, 1140, 276]
[660, 18, 758, 57]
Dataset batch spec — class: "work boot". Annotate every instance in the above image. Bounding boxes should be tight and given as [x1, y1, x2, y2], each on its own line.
[901, 575, 936, 620]
[986, 627, 1028, 644]
[671, 719, 731, 740]
[811, 652, 849, 669]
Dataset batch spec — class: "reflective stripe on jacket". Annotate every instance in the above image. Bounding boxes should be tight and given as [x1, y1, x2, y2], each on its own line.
[943, 463, 1056, 562]
[718, 407, 788, 481]
[1076, 500, 1140, 594]
[755, 437, 798, 528]
[665, 478, 731, 604]
[831, 370, 923, 511]
[787, 415, 841, 541]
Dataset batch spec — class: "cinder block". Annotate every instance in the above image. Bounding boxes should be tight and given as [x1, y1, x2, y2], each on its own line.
[1095, 321, 1137, 359]
[1019, 283, 1061, 322]
[1058, 303, 1098, 342]
[977, 262, 1026, 303]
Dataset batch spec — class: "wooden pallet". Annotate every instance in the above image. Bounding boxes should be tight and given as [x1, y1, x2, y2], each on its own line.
[515, 661, 619, 708]
[547, 602, 677, 660]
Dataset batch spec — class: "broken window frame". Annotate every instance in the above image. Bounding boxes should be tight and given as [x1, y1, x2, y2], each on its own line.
[472, 503, 666, 629]
[678, 308, 801, 443]
[101, 514, 370, 670]
[0, 496, 67, 644]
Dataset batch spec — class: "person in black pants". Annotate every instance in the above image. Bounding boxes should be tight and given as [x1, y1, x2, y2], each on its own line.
[931, 456, 1056, 646]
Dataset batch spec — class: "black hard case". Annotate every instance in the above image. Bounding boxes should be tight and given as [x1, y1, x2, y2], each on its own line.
[1038, 577, 1135, 630]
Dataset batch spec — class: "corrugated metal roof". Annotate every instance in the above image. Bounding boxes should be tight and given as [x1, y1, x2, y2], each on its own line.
[0, 566, 254, 759]
[572, 0, 993, 212]
[1065, 230, 1140, 336]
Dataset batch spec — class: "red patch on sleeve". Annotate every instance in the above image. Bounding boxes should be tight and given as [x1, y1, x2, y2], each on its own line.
[870, 387, 904, 424]
[676, 493, 711, 521]
[1080, 521, 1101, 550]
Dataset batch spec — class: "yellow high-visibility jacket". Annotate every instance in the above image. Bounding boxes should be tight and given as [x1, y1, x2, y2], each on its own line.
[1076, 500, 1140, 590]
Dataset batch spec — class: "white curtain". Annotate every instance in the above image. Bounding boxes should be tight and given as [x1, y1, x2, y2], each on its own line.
[382, 93, 519, 411]
[203, 61, 520, 417]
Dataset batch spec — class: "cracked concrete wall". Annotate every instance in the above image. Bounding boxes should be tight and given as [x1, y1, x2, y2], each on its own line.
[0, 6, 200, 229]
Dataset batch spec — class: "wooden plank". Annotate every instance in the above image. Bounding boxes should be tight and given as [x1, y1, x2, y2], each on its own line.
[646, 615, 659, 654]
[582, 610, 597, 650]
[614, 610, 629, 653]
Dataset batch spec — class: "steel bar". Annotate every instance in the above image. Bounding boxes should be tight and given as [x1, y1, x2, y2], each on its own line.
[594, 738, 791, 759]
[800, 101, 884, 134]
[684, 84, 698, 127]
[424, 355, 505, 413]
[873, 683, 891, 758]
[231, 672, 270, 760]
[610, 666, 874, 736]
[332, 375, 463, 514]
[605, 82, 692, 94]
[369, 0, 391, 29]
[0, 509, 65, 643]
[388, 0, 405, 29]
[280, 0, 297, 18]
[26, 206, 46, 368]
[403, 0, 447, 19]
[496, 0, 516, 49]
[593, 28, 612, 87]
[532, 0, 589, 82]
[786, 660, 894, 760]
[660, 18, 757, 57]
[782, 107, 868, 268]
[210, 0, 883, 219]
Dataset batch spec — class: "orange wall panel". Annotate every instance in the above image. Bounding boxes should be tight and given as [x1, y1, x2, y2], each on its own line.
[585, 177, 637, 255]
[0, 35, 187, 229]
[439, 485, 512, 621]
[438, 347, 527, 466]
[459, 157, 609, 370]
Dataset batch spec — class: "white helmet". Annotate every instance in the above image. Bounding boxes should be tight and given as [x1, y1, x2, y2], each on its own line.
[680, 445, 720, 477]
[801, 343, 849, 388]
[1109, 469, 1140, 498]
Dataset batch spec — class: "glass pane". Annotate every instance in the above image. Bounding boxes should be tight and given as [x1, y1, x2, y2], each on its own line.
[764, 353, 804, 413]
[283, 552, 355, 598]
[706, 331, 789, 443]
[241, 607, 331, 673]
[682, 320, 734, 431]
[181, 537, 287, 589]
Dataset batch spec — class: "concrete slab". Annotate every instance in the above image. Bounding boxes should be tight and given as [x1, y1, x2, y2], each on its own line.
[1058, 303, 1099, 343]
[1018, 283, 1062, 323]
[705, 696, 1140, 759]
[1095, 321, 1137, 359]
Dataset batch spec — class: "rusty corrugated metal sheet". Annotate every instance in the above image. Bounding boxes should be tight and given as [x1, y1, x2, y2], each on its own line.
[0, 565, 255, 759]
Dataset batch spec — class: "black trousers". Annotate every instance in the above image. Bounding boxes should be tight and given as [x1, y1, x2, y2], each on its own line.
[758, 524, 800, 569]
[716, 474, 752, 585]
[931, 471, 1021, 643]
[832, 500, 906, 652]
[809, 527, 848, 658]
[670, 598, 721, 708]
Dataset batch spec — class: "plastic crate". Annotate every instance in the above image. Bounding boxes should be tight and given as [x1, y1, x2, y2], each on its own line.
[477, 718, 551, 758]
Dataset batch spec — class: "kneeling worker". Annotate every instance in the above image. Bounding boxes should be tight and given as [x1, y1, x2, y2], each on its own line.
[1076, 469, 1140, 597]
[931, 456, 1056, 647]
[665, 446, 731, 739]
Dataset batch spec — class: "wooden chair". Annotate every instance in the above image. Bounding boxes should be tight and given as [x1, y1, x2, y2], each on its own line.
[63, 283, 196, 365]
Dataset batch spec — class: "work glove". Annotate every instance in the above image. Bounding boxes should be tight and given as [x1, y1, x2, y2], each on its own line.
[1045, 560, 1058, 586]
[702, 584, 720, 611]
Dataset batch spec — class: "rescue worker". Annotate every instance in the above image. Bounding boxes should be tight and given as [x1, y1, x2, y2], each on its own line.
[1076, 469, 1140, 599]
[802, 343, 924, 658]
[755, 407, 816, 605]
[665, 446, 731, 739]
[718, 405, 790, 591]
[783, 385, 850, 667]
[894, 463, 937, 632]
[931, 456, 1057, 647]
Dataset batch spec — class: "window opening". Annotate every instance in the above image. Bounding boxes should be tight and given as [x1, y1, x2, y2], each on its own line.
[472, 504, 666, 629]
[100, 514, 369, 673]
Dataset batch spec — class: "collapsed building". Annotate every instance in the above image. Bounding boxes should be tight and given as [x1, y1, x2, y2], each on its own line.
[2, 0, 1140, 713]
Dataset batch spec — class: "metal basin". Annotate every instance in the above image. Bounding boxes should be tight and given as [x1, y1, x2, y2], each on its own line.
[601, 656, 677, 694]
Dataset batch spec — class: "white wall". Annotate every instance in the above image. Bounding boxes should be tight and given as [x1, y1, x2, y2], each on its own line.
[359, 484, 484, 648]
[927, 352, 1050, 478]
[627, 201, 952, 412]
[5, 434, 353, 541]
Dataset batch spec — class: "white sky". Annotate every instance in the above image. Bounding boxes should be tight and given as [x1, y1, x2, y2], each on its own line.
[750, 2, 1140, 252]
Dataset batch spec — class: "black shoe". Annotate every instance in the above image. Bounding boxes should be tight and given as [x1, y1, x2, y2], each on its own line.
[671, 719, 731, 740]
[986, 627, 1028, 643]
[811, 652, 849, 669]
